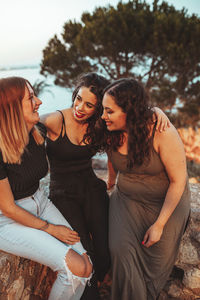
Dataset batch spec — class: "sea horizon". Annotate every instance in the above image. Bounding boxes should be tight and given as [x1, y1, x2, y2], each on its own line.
[0, 65, 72, 115]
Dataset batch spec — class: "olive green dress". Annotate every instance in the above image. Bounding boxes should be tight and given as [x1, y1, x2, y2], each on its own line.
[109, 148, 190, 300]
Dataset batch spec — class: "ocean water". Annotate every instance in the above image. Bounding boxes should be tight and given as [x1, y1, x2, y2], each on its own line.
[0, 66, 72, 115]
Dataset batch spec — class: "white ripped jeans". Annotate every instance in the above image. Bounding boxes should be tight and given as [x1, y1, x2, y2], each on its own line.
[0, 187, 91, 300]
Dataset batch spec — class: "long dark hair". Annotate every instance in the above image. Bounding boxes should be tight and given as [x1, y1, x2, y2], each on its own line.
[103, 78, 154, 168]
[72, 72, 111, 152]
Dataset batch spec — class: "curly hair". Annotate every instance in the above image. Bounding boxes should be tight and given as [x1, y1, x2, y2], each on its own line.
[103, 78, 154, 168]
[71, 72, 111, 153]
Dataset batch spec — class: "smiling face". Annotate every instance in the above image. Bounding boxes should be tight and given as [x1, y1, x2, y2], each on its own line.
[102, 92, 127, 131]
[72, 86, 97, 122]
[22, 82, 42, 131]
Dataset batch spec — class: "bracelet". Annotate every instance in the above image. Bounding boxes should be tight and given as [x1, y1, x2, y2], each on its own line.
[39, 220, 49, 231]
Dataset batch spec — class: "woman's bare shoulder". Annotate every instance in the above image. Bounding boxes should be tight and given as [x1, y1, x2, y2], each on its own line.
[40, 111, 60, 125]
[154, 123, 184, 152]
[155, 123, 180, 140]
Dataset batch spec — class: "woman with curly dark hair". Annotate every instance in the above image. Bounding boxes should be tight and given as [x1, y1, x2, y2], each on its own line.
[40, 73, 170, 299]
[101, 78, 190, 300]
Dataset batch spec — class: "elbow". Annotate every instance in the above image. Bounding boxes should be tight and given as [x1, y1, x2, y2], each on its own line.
[170, 176, 187, 192]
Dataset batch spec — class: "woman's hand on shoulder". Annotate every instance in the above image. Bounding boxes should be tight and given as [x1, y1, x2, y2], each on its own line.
[152, 107, 170, 132]
[47, 223, 80, 245]
[154, 125, 187, 181]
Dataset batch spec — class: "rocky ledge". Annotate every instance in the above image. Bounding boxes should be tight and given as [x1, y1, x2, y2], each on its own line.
[158, 183, 200, 300]
[0, 168, 199, 300]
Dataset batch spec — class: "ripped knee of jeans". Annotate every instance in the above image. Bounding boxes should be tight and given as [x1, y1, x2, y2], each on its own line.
[63, 248, 93, 293]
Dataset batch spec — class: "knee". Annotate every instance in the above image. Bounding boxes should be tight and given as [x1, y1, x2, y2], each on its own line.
[66, 249, 92, 278]
[82, 253, 93, 278]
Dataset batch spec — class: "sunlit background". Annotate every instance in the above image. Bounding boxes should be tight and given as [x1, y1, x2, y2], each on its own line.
[0, 1, 200, 177]
[0, 0, 199, 67]
[0, 0, 199, 119]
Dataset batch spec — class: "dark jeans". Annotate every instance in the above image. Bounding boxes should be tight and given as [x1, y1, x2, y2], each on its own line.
[50, 174, 111, 300]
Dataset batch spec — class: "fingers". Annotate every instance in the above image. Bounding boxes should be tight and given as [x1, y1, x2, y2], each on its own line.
[152, 113, 156, 123]
[144, 239, 155, 248]
[55, 225, 80, 244]
[69, 229, 79, 236]
[155, 113, 163, 132]
[156, 118, 171, 132]
[66, 229, 80, 244]
[142, 231, 149, 246]
[65, 232, 80, 244]
[156, 119, 162, 132]
[142, 233, 158, 248]
[142, 238, 154, 248]
[162, 119, 170, 131]
[66, 237, 80, 245]
[142, 231, 156, 248]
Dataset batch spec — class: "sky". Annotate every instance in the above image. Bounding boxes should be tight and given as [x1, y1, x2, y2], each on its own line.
[0, 0, 199, 67]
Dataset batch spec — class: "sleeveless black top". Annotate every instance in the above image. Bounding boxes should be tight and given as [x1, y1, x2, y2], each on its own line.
[46, 111, 94, 173]
[46, 111, 101, 199]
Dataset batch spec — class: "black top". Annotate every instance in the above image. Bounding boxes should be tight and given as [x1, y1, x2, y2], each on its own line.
[46, 112, 110, 282]
[0, 123, 48, 200]
[46, 111, 94, 176]
[46, 111, 98, 200]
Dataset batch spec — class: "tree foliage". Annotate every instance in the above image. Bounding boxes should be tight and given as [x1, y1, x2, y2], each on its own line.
[41, 0, 200, 126]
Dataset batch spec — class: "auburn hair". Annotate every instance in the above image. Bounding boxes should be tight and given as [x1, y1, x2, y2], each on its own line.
[0, 76, 43, 164]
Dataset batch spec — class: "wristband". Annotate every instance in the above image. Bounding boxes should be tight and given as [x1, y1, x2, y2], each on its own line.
[39, 220, 49, 231]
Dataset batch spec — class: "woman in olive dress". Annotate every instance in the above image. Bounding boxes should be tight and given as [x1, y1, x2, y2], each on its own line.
[101, 78, 190, 300]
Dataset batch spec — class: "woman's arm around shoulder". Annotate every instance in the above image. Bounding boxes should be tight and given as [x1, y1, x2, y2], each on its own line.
[40, 110, 64, 140]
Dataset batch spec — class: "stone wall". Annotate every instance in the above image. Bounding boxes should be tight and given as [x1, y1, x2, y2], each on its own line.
[159, 183, 200, 300]
[0, 253, 55, 300]
[0, 174, 199, 300]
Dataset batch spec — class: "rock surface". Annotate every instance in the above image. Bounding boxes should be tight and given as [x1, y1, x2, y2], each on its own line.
[0, 168, 199, 300]
[0, 251, 55, 299]
[165, 183, 200, 300]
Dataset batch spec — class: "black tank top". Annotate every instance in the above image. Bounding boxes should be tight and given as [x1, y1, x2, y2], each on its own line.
[46, 110, 94, 176]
